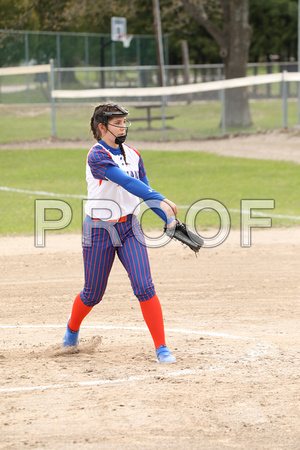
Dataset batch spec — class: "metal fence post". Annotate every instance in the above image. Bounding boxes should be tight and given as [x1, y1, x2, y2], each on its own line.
[56, 34, 61, 91]
[282, 70, 288, 128]
[25, 33, 30, 103]
[220, 88, 226, 136]
[137, 37, 141, 88]
[112, 42, 116, 88]
[298, 77, 300, 125]
[161, 96, 166, 139]
[50, 59, 56, 138]
[85, 35, 89, 88]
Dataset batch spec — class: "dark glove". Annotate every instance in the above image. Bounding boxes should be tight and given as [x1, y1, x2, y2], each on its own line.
[164, 219, 204, 253]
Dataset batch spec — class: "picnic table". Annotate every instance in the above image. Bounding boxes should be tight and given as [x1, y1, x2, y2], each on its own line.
[132, 103, 176, 130]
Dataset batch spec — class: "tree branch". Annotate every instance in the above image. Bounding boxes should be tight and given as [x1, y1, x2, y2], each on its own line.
[181, 0, 227, 49]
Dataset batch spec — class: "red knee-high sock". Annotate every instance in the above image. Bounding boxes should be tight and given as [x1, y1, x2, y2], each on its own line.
[68, 293, 93, 332]
[139, 294, 166, 349]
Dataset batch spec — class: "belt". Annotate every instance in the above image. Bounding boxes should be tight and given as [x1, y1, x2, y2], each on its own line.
[91, 215, 128, 223]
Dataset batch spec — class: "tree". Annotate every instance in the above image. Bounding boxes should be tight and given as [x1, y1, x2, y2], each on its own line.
[249, 0, 298, 62]
[1, 0, 298, 107]
[181, 0, 252, 127]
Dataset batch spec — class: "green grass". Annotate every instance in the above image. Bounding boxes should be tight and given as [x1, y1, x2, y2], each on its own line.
[0, 98, 297, 143]
[0, 107, 52, 141]
[0, 149, 299, 236]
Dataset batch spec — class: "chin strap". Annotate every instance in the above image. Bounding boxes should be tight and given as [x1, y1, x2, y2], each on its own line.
[107, 128, 128, 145]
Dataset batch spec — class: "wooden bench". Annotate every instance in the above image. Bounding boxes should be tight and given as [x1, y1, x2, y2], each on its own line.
[131, 103, 176, 130]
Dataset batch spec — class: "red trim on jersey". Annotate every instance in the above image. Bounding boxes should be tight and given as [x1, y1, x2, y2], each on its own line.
[126, 144, 140, 157]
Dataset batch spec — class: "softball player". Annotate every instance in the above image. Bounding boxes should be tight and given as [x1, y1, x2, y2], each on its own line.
[63, 102, 177, 363]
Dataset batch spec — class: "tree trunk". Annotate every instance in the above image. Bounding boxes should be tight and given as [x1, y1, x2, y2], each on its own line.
[182, 0, 253, 128]
[181, 40, 192, 103]
[222, 0, 252, 127]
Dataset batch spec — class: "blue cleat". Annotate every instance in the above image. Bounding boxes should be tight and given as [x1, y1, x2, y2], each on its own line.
[63, 318, 79, 348]
[156, 345, 176, 363]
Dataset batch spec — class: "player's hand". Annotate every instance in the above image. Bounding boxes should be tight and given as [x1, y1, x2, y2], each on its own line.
[160, 199, 178, 227]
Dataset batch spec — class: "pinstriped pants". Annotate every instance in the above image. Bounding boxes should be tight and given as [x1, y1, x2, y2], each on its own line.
[80, 214, 156, 306]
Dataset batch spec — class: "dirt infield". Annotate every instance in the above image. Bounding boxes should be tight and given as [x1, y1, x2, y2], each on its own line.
[0, 133, 299, 449]
[0, 226, 299, 449]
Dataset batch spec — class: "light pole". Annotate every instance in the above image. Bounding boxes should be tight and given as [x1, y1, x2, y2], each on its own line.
[152, 0, 165, 87]
[152, 0, 167, 139]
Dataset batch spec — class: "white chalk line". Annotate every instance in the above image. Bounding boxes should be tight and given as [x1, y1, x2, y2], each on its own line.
[229, 208, 300, 220]
[0, 324, 269, 394]
[181, 205, 300, 221]
[0, 186, 85, 199]
[0, 367, 218, 394]
[1, 186, 299, 220]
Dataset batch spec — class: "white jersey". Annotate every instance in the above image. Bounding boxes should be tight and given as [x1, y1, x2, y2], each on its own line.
[84, 142, 145, 221]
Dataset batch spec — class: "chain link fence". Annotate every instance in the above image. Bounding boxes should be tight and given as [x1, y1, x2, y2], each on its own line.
[0, 29, 167, 68]
[1, 30, 300, 142]
[0, 29, 299, 104]
[0, 29, 167, 103]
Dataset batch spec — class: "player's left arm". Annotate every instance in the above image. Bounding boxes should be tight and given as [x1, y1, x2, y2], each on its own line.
[105, 165, 176, 224]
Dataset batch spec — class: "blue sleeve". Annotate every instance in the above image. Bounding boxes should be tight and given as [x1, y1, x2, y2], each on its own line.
[105, 165, 171, 223]
[140, 174, 150, 186]
[106, 165, 163, 202]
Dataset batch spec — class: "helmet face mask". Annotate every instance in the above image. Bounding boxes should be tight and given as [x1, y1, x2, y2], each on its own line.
[99, 104, 131, 145]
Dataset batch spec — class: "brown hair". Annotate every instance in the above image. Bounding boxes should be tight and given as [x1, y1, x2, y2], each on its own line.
[90, 102, 128, 164]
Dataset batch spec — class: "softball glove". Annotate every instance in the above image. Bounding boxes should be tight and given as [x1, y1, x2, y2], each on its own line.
[164, 219, 204, 253]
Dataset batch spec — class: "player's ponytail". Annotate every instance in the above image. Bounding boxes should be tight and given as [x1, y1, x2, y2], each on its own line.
[90, 114, 101, 141]
[89, 105, 102, 141]
[120, 143, 128, 165]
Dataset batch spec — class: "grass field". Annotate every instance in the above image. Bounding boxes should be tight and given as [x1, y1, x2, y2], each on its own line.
[0, 98, 298, 143]
[0, 148, 299, 236]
